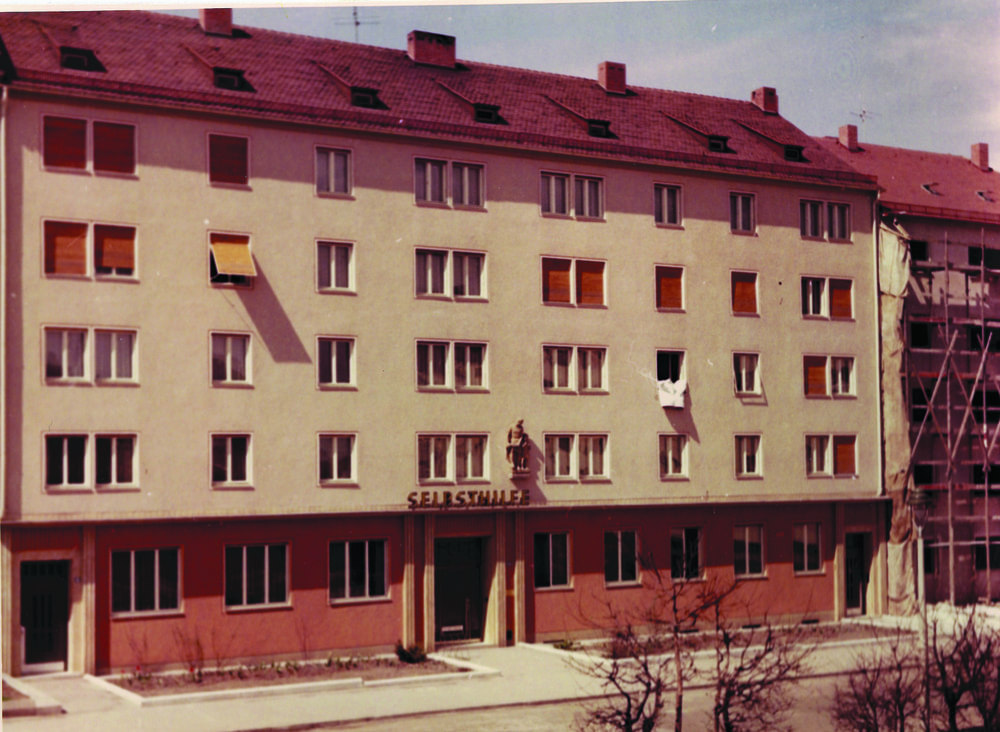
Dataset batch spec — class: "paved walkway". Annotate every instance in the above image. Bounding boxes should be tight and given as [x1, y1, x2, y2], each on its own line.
[1, 621, 919, 732]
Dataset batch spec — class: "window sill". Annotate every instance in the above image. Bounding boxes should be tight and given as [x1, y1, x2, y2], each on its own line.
[317, 288, 357, 296]
[318, 384, 357, 392]
[414, 200, 449, 209]
[212, 482, 255, 491]
[543, 388, 576, 395]
[224, 603, 291, 614]
[44, 379, 91, 387]
[319, 481, 359, 489]
[807, 473, 834, 480]
[800, 235, 825, 243]
[544, 477, 576, 484]
[329, 595, 391, 606]
[830, 317, 856, 323]
[316, 191, 354, 201]
[731, 311, 760, 318]
[94, 170, 139, 181]
[209, 281, 254, 290]
[534, 583, 574, 593]
[209, 181, 252, 191]
[834, 473, 859, 479]
[580, 477, 612, 484]
[44, 485, 93, 494]
[574, 216, 606, 223]
[801, 314, 829, 321]
[659, 475, 690, 482]
[540, 211, 572, 220]
[417, 386, 453, 393]
[96, 484, 141, 493]
[454, 296, 489, 303]
[95, 275, 139, 284]
[605, 580, 642, 589]
[734, 573, 768, 581]
[455, 387, 490, 394]
[43, 273, 90, 281]
[579, 389, 609, 396]
[735, 474, 764, 480]
[655, 222, 684, 230]
[42, 165, 90, 176]
[456, 478, 490, 486]
[832, 394, 857, 400]
[793, 570, 825, 577]
[415, 293, 454, 302]
[111, 609, 184, 620]
[735, 391, 763, 399]
[656, 307, 686, 314]
[575, 303, 608, 310]
[453, 204, 487, 213]
[805, 394, 832, 399]
[730, 230, 758, 237]
[212, 382, 254, 389]
[829, 238, 853, 245]
[669, 575, 704, 584]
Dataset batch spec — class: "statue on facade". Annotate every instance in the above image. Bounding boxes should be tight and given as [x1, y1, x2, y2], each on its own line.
[506, 419, 529, 475]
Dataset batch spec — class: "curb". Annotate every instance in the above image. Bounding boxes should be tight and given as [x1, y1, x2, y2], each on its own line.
[2, 674, 64, 717]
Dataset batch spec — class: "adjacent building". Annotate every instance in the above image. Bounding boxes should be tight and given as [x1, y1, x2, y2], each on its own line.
[0, 10, 886, 675]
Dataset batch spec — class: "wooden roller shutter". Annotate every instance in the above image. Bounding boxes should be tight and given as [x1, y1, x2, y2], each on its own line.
[656, 266, 683, 309]
[542, 258, 571, 304]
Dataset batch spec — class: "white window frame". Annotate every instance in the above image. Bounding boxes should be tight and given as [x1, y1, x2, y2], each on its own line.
[655, 264, 685, 311]
[734, 524, 765, 577]
[604, 529, 639, 586]
[318, 433, 357, 485]
[801, 277, 826, 317]
[830, 356, 855, 397]
[211, 433, 252, 487]
[329, 539, 389, 602]
[799, 199, 824, 238]
[44, 433, 89, 489]
[417, 433, 452, 483]
[534, 532, 571, 589]
[316, 240, 354, 293]
[805, 435, 831, 476]
[542, 345, 607, 394]
[832, 434, 857, 477]
[317, 336, 355, 388]
[415, 248, 486, 300]
[224, 543, 288, 608]
[731, 270, 759, 315]
[544, 433, 575, 481]
[315, 146, 352, 196]
[416, 340, 450, 390]
[41, 114, 137, 176]
[455, 433, 488, 482]
[730, 192, 756, 233]
[578, 434, 610, 481]
[659, 433, 688, 479]
[95, 434, 137, 488]
[654, 183, 682, 227]
[44, 327, 88, 382]
[414, 157, 447, 204]
[95, 329, 137, 383]
[793, 523, 822, 574]
[110, 547, 181, 616]
[656, 349, 685, 383]
[540, 171, 570, 215]
[735, 434, 762, 478]
[451, 161, 485, 208]
[670, 527, 702, 580]
[210, 332, 251, 386]
[827, 202, 851, 241]
[574, 175, 604, 219]
[733, 352, 760, 395]
[454, 342, 488, 391]
[540, 256, 607, 307]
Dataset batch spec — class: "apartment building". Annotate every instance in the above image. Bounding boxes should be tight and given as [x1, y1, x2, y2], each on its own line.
[0, 10, 885, 675]
[819, 127, 1000, 606]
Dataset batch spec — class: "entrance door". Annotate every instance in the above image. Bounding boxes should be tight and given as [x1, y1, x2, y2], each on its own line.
[845, 533, 870, 616]
[21, 561, 70, 671]
[435, 537, 484, 643]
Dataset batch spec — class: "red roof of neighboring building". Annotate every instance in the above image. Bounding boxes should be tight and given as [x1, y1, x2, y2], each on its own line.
[815, 131, 1000, 225]
[0, 10, 875, 188]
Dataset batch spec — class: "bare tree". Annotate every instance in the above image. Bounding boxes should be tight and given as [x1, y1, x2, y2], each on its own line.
[930, 609, 1000, 732]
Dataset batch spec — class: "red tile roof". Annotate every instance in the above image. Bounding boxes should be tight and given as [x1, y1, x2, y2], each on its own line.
[0, 10, 875, 188]
[814, 135, 1000, 225]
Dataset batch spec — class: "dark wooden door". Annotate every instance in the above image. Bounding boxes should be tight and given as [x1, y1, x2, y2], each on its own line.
[21, 561, 70, 668]
[845, 533, 869, 615]
[435, 538, 484, 642]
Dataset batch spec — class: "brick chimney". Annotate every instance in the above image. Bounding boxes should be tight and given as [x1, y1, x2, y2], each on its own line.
[751, 86, 778, 114]
[199, 9, 233, 36]
[839, 124, 860, 152]
[598, 62, 627, 95]
[972, 143, 990, 171]
[407, 30, 456, 68]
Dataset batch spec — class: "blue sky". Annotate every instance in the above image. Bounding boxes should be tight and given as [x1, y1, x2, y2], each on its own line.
[65, 1, 1000, 156]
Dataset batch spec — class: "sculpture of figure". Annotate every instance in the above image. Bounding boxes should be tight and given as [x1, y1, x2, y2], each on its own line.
[506, 419, 529, 473]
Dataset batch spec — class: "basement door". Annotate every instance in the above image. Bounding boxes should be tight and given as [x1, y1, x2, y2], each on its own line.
[434, 537, 484, 643]
[21, 560, 70, 672]
[845, 533, 870, 616]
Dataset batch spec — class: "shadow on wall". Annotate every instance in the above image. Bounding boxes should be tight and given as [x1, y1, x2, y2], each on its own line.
[236, 260, 310, 363]
[663, 389, 700, 445]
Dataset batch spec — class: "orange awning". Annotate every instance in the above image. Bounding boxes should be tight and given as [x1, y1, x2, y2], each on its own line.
[210, 234, 256, 277]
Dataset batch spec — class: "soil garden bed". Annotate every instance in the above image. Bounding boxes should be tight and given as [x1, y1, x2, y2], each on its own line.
[113, 656, 466, 697]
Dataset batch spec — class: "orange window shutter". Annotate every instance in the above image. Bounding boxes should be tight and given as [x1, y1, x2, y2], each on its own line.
[577, 260, 605, 305]
[43, 116, 86, 169]
[94, 225, 135, 270]
[44, 221, 88, 275]
[209, 135, 248, 185]
[210, 233, 256, 276]
[657, 267, 682, 309]
[732, 273, 757, 313]
[804, 356, 827, 396]
[543, 258, 571, 303]
[834, 436, 856, 474]
[93, 122, 135, 174]
[830, 280, 852, 318]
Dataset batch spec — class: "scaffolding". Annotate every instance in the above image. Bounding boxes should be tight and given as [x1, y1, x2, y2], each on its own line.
[904, 229, 1000, 605]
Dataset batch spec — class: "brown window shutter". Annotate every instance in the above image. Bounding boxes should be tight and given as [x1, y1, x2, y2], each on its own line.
[94, 225, 135, 270]
[803, 356, 827, 396]
[43, 116, 86, 169]
[834, 436, 856, 475]
[209, 135, 248, 185]
[542, 258, 571, 303]
[732, 272, 757, 314]
[44, 221, 88, 275]
[93, 122, 135, 174]
[830, 279, 852, 318]
[656, 266, 683, 309]
[576, 260, 605, 305]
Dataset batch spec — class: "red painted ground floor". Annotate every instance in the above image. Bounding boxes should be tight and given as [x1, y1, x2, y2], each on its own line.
[1, 500, 888, 676]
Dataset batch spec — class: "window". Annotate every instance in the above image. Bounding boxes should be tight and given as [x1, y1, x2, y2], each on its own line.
[452, 162, 483, 207]
[973, 539, 1000, 572]
[801, 277, 825, 316]
[542, 257, 605, 306]
[455, 434, 487, 481]
[414, 158, 446, 203]
[211, 333, 250, 385]
[833, 435, 856, 476]
[208, 134, 249, 186]
[417, 340, 487, 391]
[733, 525, 764, 576]
[793, 523, 821, 573]
[318, 337, 354, 387]
[659, 434, 688, 479]
[542, 345, 606, 393]
[417, 434, 451, 482]
[805, 435, 830, 476]
[830, 279, 853, 319]
[654, 184, 681, 226]
[211, 434, 251, 485]
[730, 192, 755, 233]
[43, 116, 135, 174]
[317, 241, 353, 291]
[45, 434, 87, 487]
[44, 221, 136, 278]
[316, 147, 351, 195]
[910, 322, 931, 349]
[209, 232, 255, 285]
[655, 266, 684, 310]
[671, 527, 701, 580]
[735, 435, 761, 477]
[224, 543, 286, 607]
[800, 200, 823, 238]
[454, 342, 486, 390]
[415, 158, 483, 207]
[44, 220, 87, 276]
[540, 172, 569, 215]
[578, 434, 609, 480]
[111, 548, 179, 614]
[803, 355, 828, 396]
[910, 240, 929, 262]
[827, 203, 851, 241]
[803, 355, 854, 397]
[731, 272, 758, 315]
[329, 540, 387, 601]
[534, 532, 570, 589]
[319, 434, 355, 484]
[416, 433, 487, 483]
[544, 433, 608, 481]
[574, 175, 603, 218]
[45, 328, 86, 381]
[415, 248, 485, 299]
[544, 434, 574, 480]
[416, 341, 448, 388]
[95, 329, 136, 383]
[96, 435, 135, 486]
[604, 530, 638, 584]
[801, 277, 852, 319]
[733, 353, 760, 395]
[94, 224, 135, 277]
[59, 46, 104, 72]
[213, 67, 253, 92]
[830, 356, 855, 396]
[541, 172, 603, 219]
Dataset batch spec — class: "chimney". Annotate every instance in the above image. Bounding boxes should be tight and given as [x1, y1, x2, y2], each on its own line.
[407, 30, 456, 68]
[972, 143, 991, 171]
[598, 62, 627, 95]
[751, 86, 778, 114]
[199, 9, 233, 37]
[839, 124, 860, 152]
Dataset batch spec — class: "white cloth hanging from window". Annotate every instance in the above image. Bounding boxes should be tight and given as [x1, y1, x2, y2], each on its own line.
[658, 378, 686, 408]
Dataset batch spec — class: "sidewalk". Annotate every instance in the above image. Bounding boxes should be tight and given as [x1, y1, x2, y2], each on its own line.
[1, 627, 913, 732]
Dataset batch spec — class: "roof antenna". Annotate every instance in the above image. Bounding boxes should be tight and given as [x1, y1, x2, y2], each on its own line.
[850, 108, 877, 126]
[335, 7, 379, 43]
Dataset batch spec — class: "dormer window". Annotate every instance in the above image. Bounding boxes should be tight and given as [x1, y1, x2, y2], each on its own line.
[349, 87, 381, 108]
[921, 183, 942, 196]
[59, 46, 105, 73]
[977, 190, 995, 203]
[784, 145, 805, 162]
[473, 104, 502, 124]
[708, 136, 730, 153]
[587, 119, 613, 138]
[213, 67, 254, 92]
